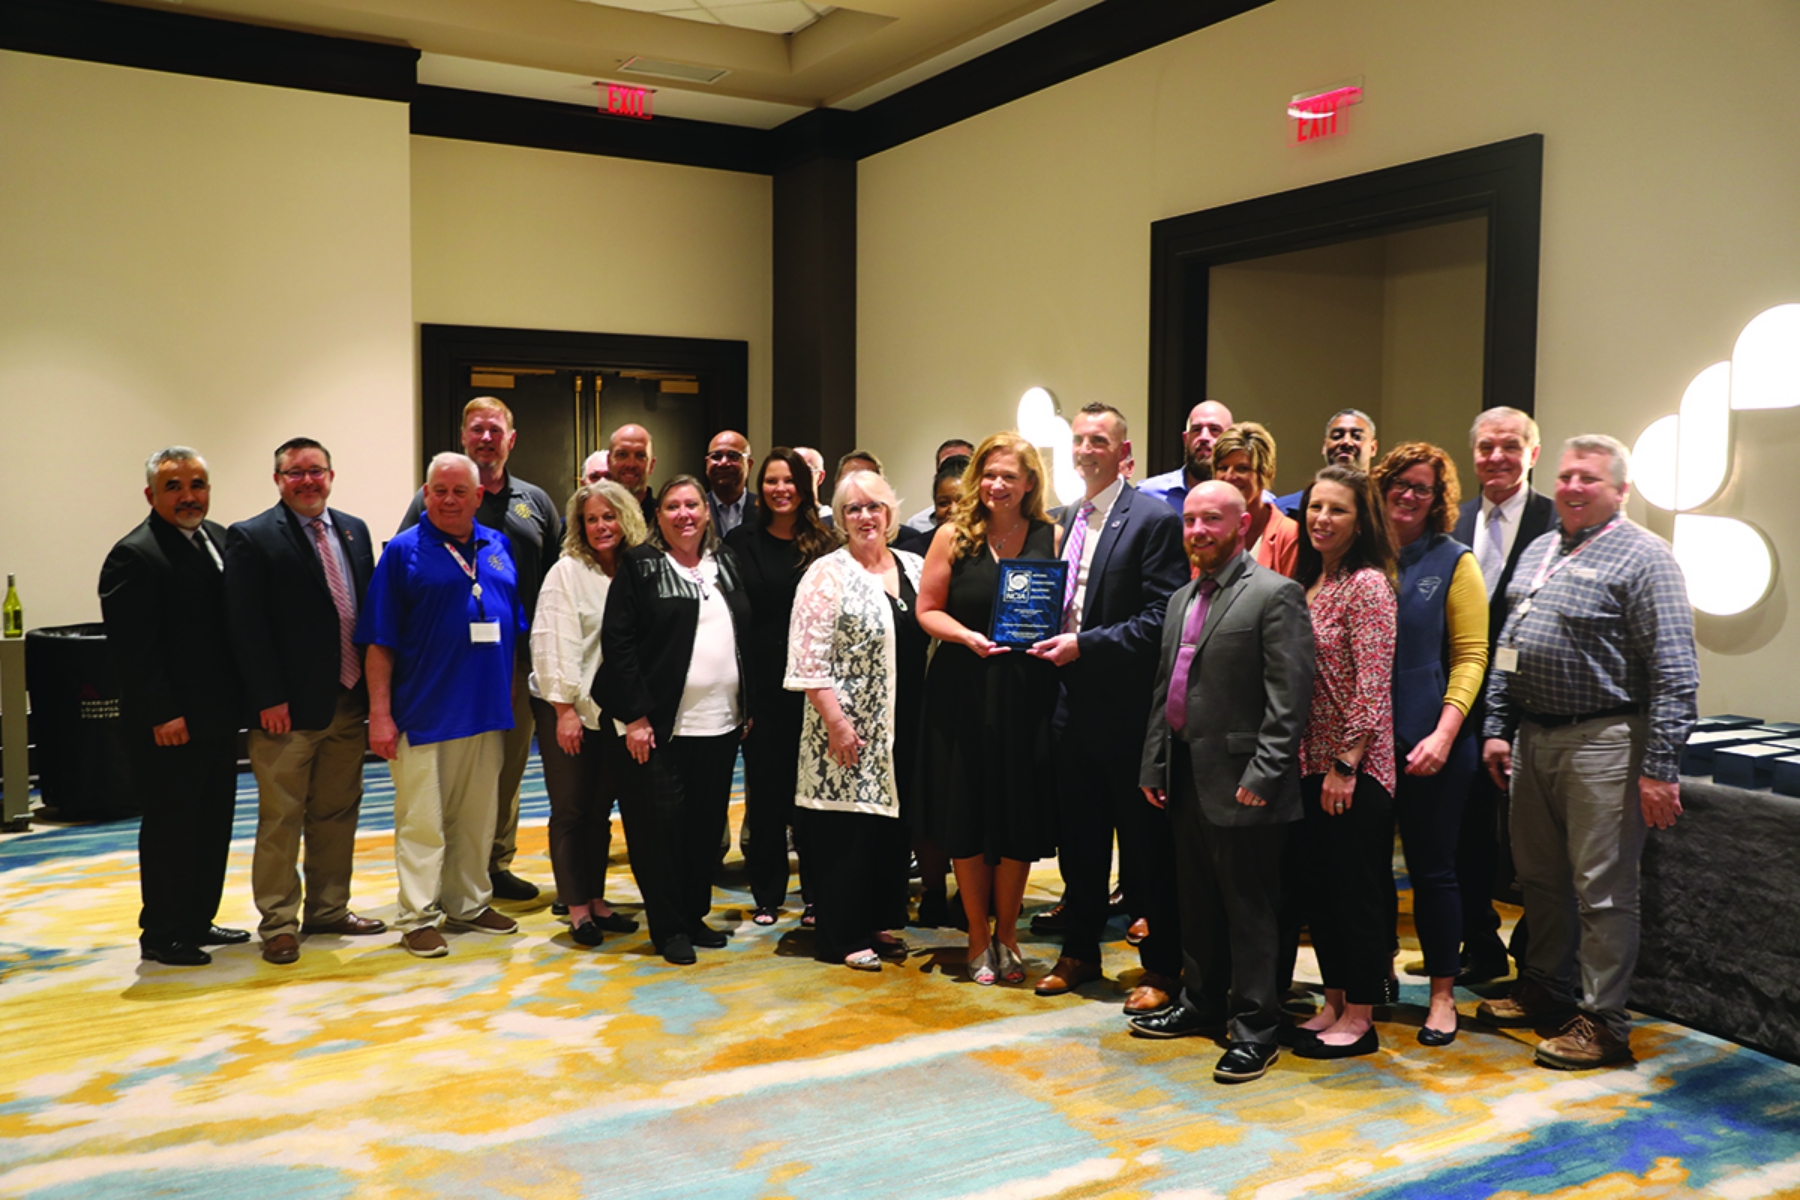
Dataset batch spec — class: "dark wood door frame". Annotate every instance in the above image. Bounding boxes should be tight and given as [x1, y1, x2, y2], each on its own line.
[1147, 134, 1544, 475]
[418, 324, 749, 480]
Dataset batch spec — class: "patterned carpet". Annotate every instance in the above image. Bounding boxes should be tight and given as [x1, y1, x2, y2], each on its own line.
[3, 760, 1799, 1199]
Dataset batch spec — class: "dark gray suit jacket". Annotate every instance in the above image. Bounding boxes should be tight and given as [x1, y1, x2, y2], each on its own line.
[1139, 551, 1314, 827]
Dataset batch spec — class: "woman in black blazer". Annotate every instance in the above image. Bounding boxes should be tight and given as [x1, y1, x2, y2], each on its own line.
[596, 475, 754, 965]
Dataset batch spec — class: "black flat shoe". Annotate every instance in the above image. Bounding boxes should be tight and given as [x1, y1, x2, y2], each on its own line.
[1417, 1022, 1459, 1047]
[141, 941, 212, 966]
[1214, 1042, 1280, 1082]
[593, 912, 640, 933]
[570, 919, 605, 947]
[1278, 1024, 1323, 1048]
[1293, 1028, 1380, 1059]
[193, 925, 250, 946]
[690, 924, 730, 949]
[661, 934, 696, 965]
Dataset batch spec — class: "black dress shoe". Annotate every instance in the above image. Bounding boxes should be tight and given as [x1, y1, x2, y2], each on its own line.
[489, 871, 540, 902]
[1028, 904, 1068, 935]
[141, 941, 212, 966]
[570, 919, 605, 947]
[550, 901, 570, 918]
[661, 934, 696, 965]
[1293, 1027, 1380, 1059]
[1214, 1042, 1280, 1082]
[1128, 1006, 1225, 1040]
[1417, 1021, 1459, 1047]
[194, 925, 250, 946]
[1457, 955, 1512, 985]
[690, 924, 730, 949]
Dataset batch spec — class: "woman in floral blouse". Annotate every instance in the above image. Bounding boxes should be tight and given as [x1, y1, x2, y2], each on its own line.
[785, 471, 929, 970]
[1290, 464, 1399, 1059]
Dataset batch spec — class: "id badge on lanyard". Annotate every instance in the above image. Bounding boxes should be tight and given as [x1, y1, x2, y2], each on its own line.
[1498, 516, 1620, 672]
[444, 541, 499, 644]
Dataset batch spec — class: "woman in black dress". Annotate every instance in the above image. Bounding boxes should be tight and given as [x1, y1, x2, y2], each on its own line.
[723, 448, 837, 926]
[917, 432, 1061, 985]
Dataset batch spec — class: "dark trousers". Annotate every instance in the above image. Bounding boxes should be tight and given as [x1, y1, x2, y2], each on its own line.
[1169, 742, 1288, 1045]
[134, 730, 239, 945]
[1394, 732, 1478, 979]
[1051, 733, 1139, 964]
[1124, 789, 1184, 978]
[801, 806, 908, 961]
[1297, 773, 1395, 1006]
[1457, 767, 1523, 965]
[740, 701, 808, 910]
[618, 731, 738, 949]
[531, 698, 622, 908]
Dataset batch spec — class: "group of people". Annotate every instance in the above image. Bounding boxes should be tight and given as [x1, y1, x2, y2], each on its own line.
[100, 392, 1697, 1088]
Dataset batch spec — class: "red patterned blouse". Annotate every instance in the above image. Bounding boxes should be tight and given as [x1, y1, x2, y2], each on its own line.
[1300, 566, 1398, 796]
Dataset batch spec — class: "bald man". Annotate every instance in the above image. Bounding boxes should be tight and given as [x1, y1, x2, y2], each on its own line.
[1140, 400, 1234, 513]
[609, 423, 659, 527]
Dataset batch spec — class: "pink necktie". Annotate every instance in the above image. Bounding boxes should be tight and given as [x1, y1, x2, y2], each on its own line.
[1164, 578, 1219, 732]
[310, 518, 360, 689]
[1062, 500, 1096, 628]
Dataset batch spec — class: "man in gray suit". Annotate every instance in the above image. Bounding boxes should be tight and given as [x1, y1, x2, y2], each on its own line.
[1131, 481, 1314, 1083]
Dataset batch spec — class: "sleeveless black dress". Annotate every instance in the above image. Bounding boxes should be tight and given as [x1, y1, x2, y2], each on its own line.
[915, 519, 1059, 864]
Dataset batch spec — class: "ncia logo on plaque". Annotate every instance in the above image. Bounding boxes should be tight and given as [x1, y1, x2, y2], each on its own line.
[1005, 569, 1032, 595]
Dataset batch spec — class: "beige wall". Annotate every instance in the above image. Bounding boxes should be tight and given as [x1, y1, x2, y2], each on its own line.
[1381, 216, 1488, 485]
[859, 0, 1800, 713]
[0, 51, 415, 629]
[409, 136, 773, 466]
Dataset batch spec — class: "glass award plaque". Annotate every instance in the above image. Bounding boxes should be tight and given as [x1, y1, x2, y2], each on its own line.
[988, 558, 1069, 648]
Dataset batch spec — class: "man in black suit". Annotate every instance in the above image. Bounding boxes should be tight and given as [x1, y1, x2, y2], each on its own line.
[100, 447, 246, 966]
[1452, 405, 1554, 979]
[1131, 481, 1314, 1083]
[226, 438, 386, 966]
[1028, 403, 1186, 997]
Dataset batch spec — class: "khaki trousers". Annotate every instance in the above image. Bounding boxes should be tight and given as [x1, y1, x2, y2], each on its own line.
[248, 688, 369, 940]
[392, 730, 503, 932]
[490, 660, 533, 874]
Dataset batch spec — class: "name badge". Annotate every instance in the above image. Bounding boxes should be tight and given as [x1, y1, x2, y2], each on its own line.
[470, 622, 501, 644]
[1495, 647, 1520, 673]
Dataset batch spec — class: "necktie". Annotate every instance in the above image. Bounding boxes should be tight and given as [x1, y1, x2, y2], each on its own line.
[1062, 500, 1096, 628]
[1164, 578, 1219, 732]
[191, 530, 221, 571]
[311, 518, 361, 689]
[1479, 504, 1506, 599]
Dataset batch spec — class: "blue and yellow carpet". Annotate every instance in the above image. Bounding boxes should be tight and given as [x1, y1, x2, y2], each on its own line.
[3, 762, 1799, 1198]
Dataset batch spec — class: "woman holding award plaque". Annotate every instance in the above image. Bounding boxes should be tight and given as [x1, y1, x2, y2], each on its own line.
[785, 471, 928, 970]
[917, 432, 1062, 985]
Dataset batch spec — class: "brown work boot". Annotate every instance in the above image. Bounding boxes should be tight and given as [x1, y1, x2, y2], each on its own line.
[1535, 1013, 1632, 1069]
[1476, 979, 1575, 1027]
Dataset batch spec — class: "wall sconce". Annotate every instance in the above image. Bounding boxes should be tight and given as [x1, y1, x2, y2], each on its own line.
[1632, 303, 1799, 616]
[1015, 387, 1084, 507]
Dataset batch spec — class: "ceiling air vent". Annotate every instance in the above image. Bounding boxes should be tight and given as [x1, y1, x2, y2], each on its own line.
[617, 56, 730, 85]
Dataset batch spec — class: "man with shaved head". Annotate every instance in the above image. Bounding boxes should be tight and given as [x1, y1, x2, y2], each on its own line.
[609, 423, 659, 527]
[1132, 480, 1314, 1084]
[1140, 400, 1235, 513]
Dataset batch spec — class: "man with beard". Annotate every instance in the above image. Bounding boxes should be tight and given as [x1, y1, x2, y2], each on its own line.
[1140, 400, 1234, 513]
[1131, 481, 1314, 1084]
[100, 447, 245, 966]
[1275, 409, 1378, 516]
[226, 438, 385, 965]
[399, 398, 559, 902]
[704, 430, 758, 537]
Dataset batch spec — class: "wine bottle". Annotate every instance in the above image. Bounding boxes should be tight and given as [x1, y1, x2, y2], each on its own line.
[2, 574, 20, 638]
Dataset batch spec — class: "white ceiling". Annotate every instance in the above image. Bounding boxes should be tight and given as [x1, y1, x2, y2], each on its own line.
[575, 1, 835, 36]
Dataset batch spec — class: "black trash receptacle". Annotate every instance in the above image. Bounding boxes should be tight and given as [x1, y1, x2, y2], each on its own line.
[25, 624, 139, 820]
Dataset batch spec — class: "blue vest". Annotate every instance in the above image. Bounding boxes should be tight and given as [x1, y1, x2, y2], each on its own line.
[1392, 532, 1470, 750]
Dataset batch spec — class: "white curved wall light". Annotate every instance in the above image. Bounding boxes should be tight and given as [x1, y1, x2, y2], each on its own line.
[1016, 387, 1083, 507]
[1673, 515, 1774, 617]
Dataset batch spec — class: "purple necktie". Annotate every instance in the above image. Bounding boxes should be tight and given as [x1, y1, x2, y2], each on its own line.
[1164, 578, 1219, 732]
[1062, 500, 1096, 628]
[311, 518, 361, 689]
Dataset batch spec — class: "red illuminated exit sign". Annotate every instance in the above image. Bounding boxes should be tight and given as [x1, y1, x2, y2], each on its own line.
[600, 83, 653, 121]
[1289, 81, 1362, 143]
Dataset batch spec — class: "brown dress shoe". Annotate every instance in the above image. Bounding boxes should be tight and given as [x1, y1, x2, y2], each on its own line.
[1124, 972, 1180, 1015]
[449, 907, 519, 934]
[261, 934, 300, 965]
[1125, 917, 1149, 946]
[301, 913, 387, 936]
[402, 927, 449, 958]
[1034, 956, 1103, 996]
[1536, 1014, 1632, 1069]
[1476, 979, 1575, 1027]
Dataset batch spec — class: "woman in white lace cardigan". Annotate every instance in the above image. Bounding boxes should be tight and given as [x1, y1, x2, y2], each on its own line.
[785, 471, 930, 970]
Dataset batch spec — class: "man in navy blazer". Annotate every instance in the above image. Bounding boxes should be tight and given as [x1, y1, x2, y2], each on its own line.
[226, 438, 386, 965]
[1452, 406, 1555, 979]
[100, 447, 244, 966]
[1028, 403, 1186, 997]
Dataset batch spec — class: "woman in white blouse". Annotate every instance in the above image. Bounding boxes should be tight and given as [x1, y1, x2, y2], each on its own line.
[786, 471, 930, 970]
[528, 480, 647, 948]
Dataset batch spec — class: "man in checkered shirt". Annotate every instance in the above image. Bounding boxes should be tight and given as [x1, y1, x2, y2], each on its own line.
[1475, 433, 1698, 1069]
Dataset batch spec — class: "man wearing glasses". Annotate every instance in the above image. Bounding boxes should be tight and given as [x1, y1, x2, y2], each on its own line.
[225, 438, 385, 965]
[1275, 409, 1379, 516]
[705, 430, 758, 537]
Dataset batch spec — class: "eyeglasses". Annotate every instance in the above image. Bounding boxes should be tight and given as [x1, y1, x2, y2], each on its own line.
[707, 450, 746, 463]
[1387, 480, 1437, 499]
[279, 467, 330, 482]
[842, 502, 886, 517]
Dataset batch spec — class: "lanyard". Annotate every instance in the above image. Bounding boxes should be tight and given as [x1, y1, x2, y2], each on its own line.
[1507, 514, 1621, 641]
[443, 540, 489, 620]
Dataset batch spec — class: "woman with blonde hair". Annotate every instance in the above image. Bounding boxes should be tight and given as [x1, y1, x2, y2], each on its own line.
[529, 480, 649, 947]
[1212, 422, 1301, 577]
[917, 432, 1062, 984]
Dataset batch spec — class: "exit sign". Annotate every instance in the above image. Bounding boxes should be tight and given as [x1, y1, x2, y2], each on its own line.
[1289, 81, 1363, 143]
[601, 83, 653, 121]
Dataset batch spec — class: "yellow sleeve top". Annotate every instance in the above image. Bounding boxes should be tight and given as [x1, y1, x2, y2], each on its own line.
[1443, 552, 1490, 716]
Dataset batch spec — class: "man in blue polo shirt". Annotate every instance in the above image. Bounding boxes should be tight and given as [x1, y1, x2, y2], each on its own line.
[360, 453, 528, 958]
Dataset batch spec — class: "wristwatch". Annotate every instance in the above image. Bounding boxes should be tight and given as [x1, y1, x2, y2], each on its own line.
[1331, 757, 1357, 778]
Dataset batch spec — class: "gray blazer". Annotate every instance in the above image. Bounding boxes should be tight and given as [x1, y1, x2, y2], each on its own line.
[1139, 551, 1315, 827]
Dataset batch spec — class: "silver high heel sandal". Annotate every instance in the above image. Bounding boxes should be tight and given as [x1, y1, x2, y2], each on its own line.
[996, 942, 1027, 985]
[969, 942, 997, 985]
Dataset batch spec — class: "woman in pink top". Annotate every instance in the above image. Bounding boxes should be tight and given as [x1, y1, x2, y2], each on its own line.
[1290, 464, 1398, 1060]
[1211, 422, 1300, 577]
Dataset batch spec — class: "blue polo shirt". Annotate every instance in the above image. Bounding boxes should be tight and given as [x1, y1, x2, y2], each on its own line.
[356, 515, 526, 746]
